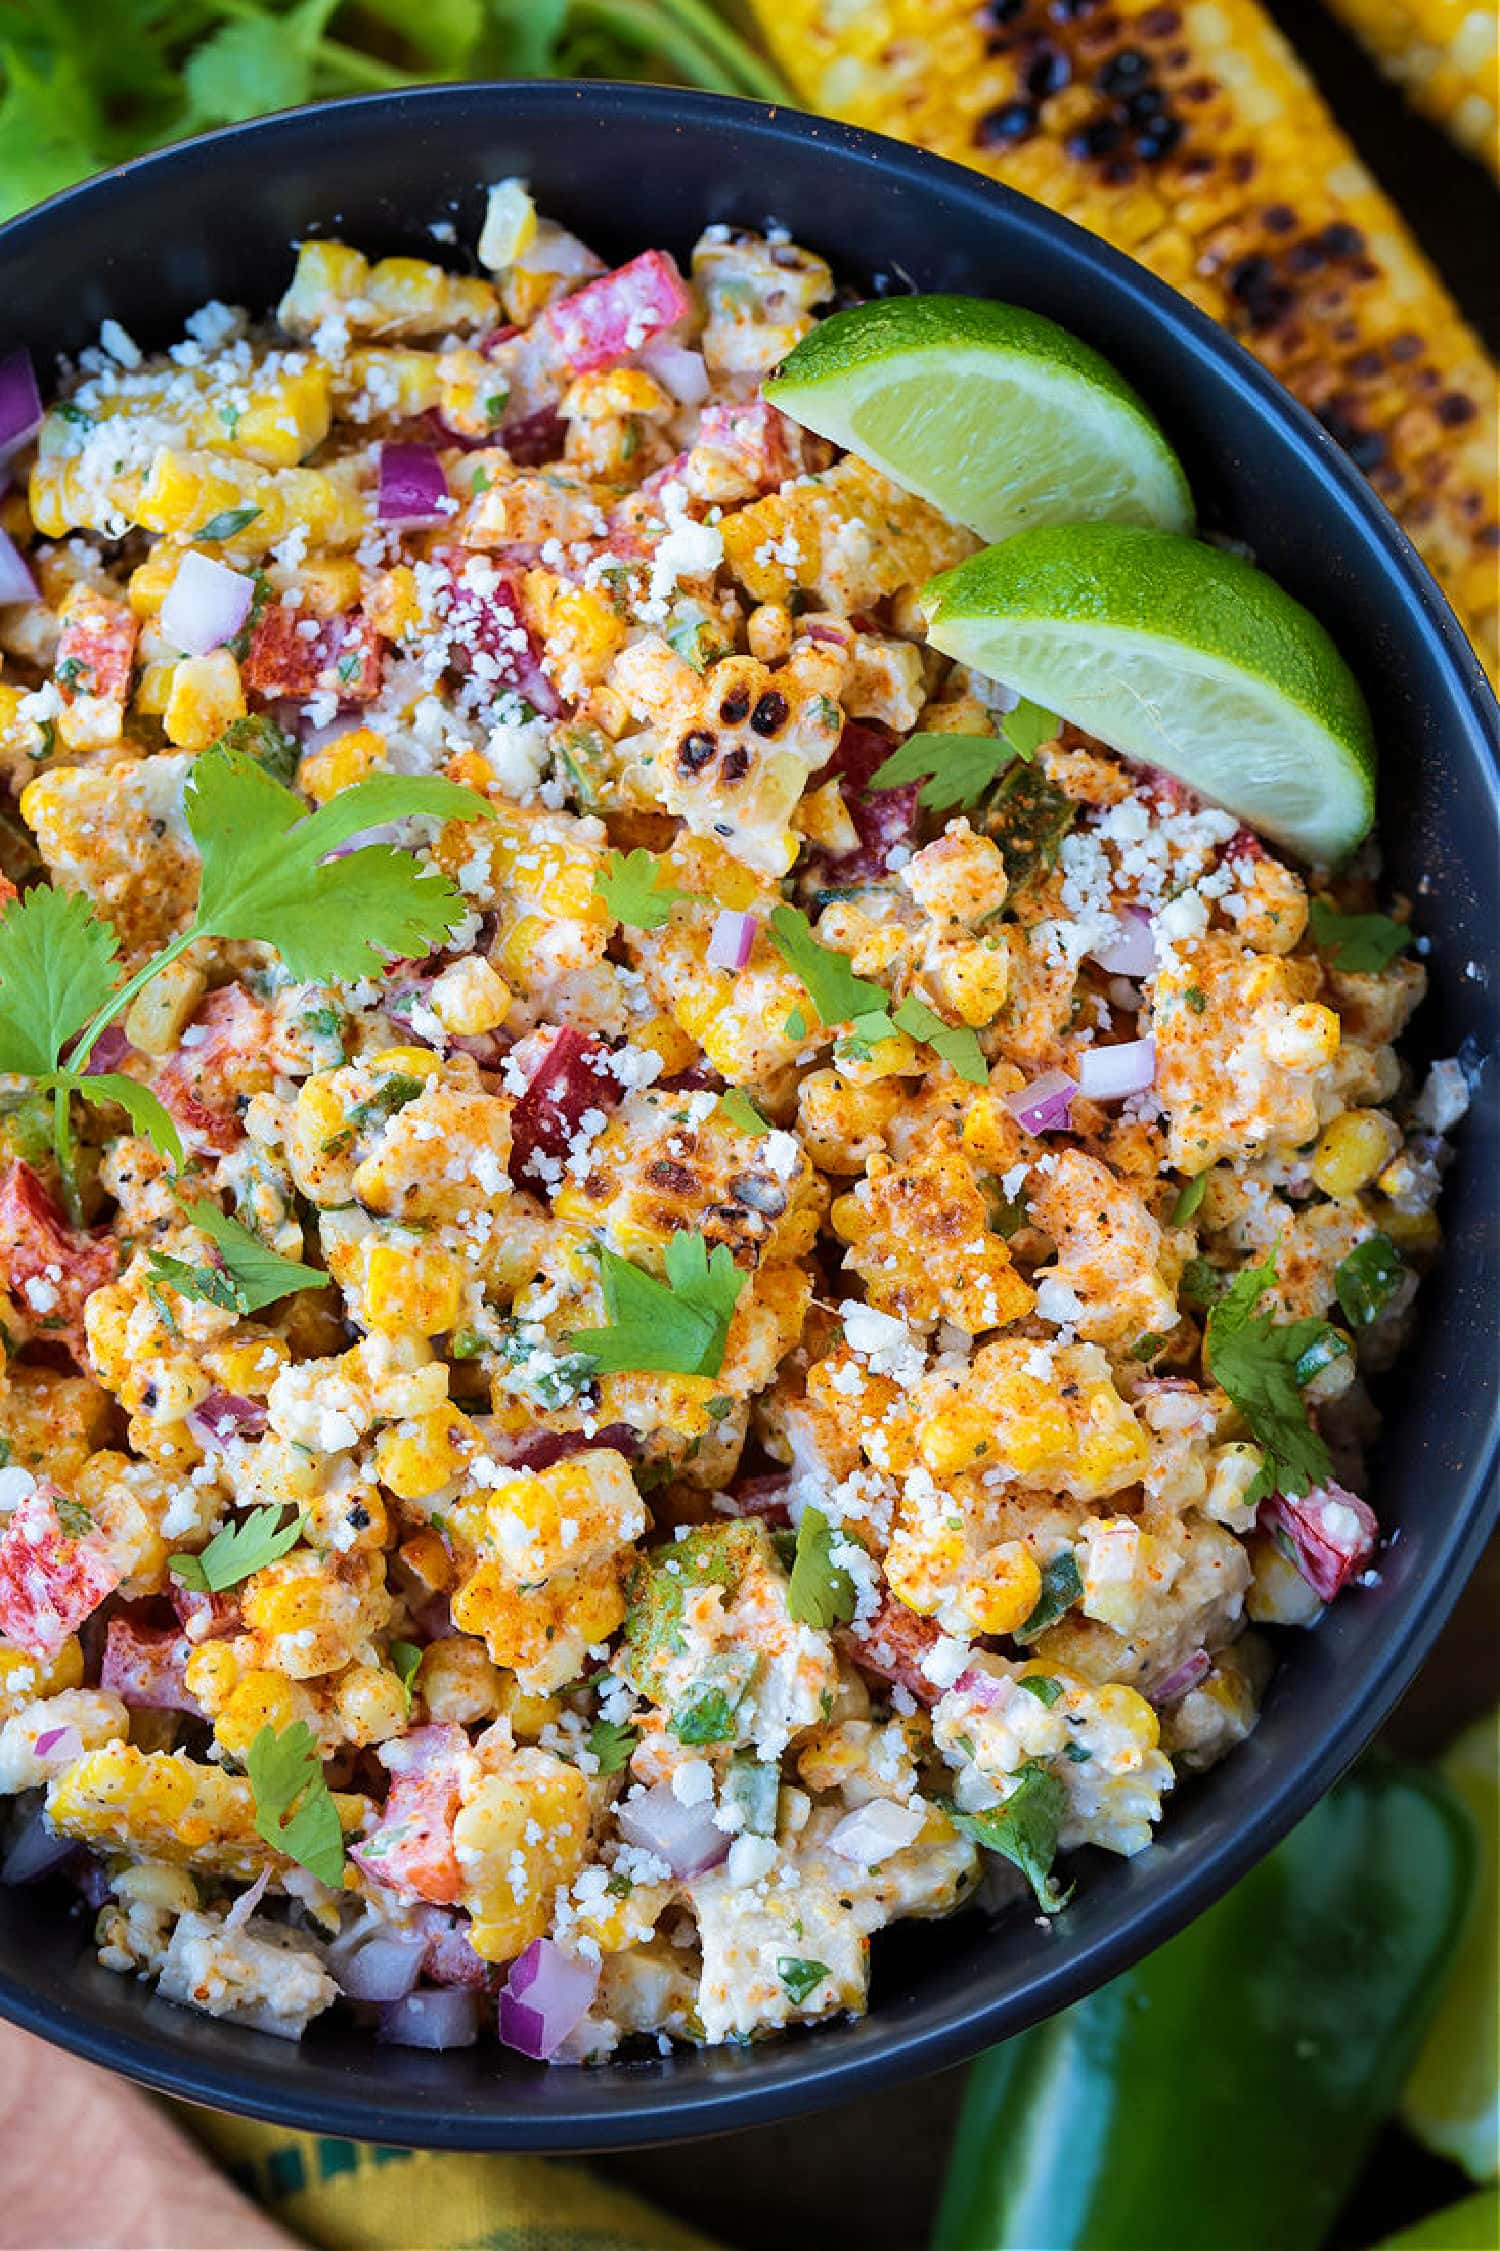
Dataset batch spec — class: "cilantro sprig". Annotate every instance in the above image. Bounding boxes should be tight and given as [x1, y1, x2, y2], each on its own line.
[948, 1764, 1071, 1914]
[245, 1719, 345, 1889]
[870, 698, 1057, 811]
[1308, 897, 1411, 975]
[768, 907, 988, 1084]
[569, 1231, 746, 1379]
[1204, 1249, 1336, 1503]
[787, 1505, 857, 1630]
[171, 1503, 303, 1593]
[0, 743, 494, 1190]
[592, 847, 701, 930]
[148, 1199, 328, 1314]
[587, 1716, 639, 1775]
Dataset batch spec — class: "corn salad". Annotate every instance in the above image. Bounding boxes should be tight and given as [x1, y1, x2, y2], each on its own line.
[0, 193, 1464, 2060]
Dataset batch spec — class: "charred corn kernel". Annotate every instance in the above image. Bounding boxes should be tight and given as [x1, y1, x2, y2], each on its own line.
[162, 648, 245, 749]
[293, 557, 362, 617]
[417, 1637, 504, 1724]
[1310, 1108, 1404, 1197]
[364, 1242, 465, 1335]
[960, 1541, 1043, 1636]
[1327, 1, 1498, 173]
[1265, 1001, 1341, 1072]
[398, 1529, 454, 1594]
[751, 0, 1498, 676]
[0, 1635, 83, 1718]
[373, 1406, 481, 1500]
[479, 178, 539, 270]
[454, 1749, 590, 1961]
[494, 1677, 563, 1740]
[123, 954, 208, 1058]
[299, 725, 383, 803]
[428, 957, 511, 1037]
[366, 563, 421, 641]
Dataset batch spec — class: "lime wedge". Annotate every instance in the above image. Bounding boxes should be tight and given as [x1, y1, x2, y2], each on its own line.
[764, 295, 1193, 544]
[1402, 1712, 1500, 2184]
[921, 524, 1376, 864]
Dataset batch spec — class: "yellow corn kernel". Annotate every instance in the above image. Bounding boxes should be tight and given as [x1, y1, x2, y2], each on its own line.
[1373, 1203, 1442, 1255]
[300, 725, 383, 803]
[373, 1405, 481, 1500]
[960, 1542, 1042, 1636]
[417, 1637, 503, 1725]
[398, 1529, 455, 1594]
[454, 1750, 590, 1961]
[205, 1667, 316, 1756]
[127, 547, 188, 619]
[0, 1635, 83, 1719]
[334, 1663, 409, 1747]
[113, 1860, 199, 1915]
[364, 1243, 465, 1336]
[1310, 1109, 1404, 1198]
[132, 661, 176, 716]
[924, 939, 1010, 1027]
[277, 241, 373, 333]
[1271, 1001, 1342, 1071]
[162, 648, 245, 749]
[46, 1743, 356, 1880]
[632, 1012, 700, 1078]
[234, 366, 333, 468]
[369, 1046, 442, 1079]
[294, 557, 362, 617]
[201, 1334, 289, 1396]
[1090, 1683, 1161, 1756]
[344, 348, 444, 418]
[478, 178, 538, 269]
[123, 954, 208, 1058]
[494, 1676, 563, 1740]
[429, 957, 511, 1038]
[366, 564, 420, 641]
[795, 779, 861, 855]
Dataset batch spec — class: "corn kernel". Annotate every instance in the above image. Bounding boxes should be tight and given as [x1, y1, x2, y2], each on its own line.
[300, 725, 383, 803]
[364, 1242, 465, 1336]
[366, 563, 421, 641]
[293, 557, 362, 617]
[124, 955, 208, 1058]
[429, 957, 511, 1038]
[960, 1541, 1042, 1636]
[1310, 1109, 1403, 1198]
[369, 1046, 441, 1079]
[373, 1406, 480, 1500]
[163, 648, 245, 750]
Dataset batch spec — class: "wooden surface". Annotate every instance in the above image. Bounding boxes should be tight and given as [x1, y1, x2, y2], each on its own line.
[593, 8, 1500, 2243]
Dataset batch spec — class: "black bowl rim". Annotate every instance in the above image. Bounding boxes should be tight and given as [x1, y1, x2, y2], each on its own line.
[0, 79, 1496, 2151]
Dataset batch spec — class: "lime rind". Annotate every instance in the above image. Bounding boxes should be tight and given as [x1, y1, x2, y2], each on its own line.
[765, 295, 1193, 544]
[922, 524, 1376, 865]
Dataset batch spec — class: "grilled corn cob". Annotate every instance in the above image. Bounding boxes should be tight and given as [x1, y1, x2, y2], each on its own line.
[749, 0, 1499, 674]
[1325, 1, 1498, 173]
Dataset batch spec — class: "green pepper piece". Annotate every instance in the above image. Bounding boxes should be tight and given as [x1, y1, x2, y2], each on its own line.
[934, 1758, 1476, 2251]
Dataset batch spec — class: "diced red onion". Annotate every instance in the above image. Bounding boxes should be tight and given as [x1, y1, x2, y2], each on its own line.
[826, 1798, 926, 1866]
[707, 909, 758, 971]
[1260, 1483, 1379, 1602]
[187, 1391, 268, 1449]
[1004, 1070, 1078, 1136]
[1078, 1037, 1156, 1102]
[616, 1780, 728, 1879]
[336, 1933, 428, 2002]
[0, 529, 38, 606]
[951, 1667, 1006, 1709]
[498, 1938, 599, 2061]
[376, 1987, 479, 2049]
[378, 442, 450, 525]
[2, 1807, 73, 1884]
[1147, 1649, 1212, 1707]
[224, 1866, 270, 1932]
[159, 550, 253, 657]
[31, 1724, 83, 1762]
[1090, 908, 1157, 979]
[640, 339, 709, 405]
[0, 352, 42, 457]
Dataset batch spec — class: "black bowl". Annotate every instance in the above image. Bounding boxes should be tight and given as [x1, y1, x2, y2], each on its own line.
[0, 82, 1496, 2151]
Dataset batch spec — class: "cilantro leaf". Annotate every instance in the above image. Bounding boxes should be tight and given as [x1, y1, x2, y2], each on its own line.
[787, 1505, 857, 1630]
[171, 1505, 303, 1594]
[183, 748, 495, 982]
[77, 1072, 184, 1168]
[767, 905, 887, 1028]
[1013, 1551, 1083, 1644]
[870, 699, 1057, 811]
[569, 1230, 746, 1378]
[778, 1957, 831, 2005]
[718, 1089, 770, 1137]
[245, 1720, 345, 1888]
[1335, 1234, 1406, 1329]
[1170, 1174, 1208, 1226]
[593, 847, 698, 930]
[0, 884, 119, 1077]
[949, 1764, 1071, 1913]
[890, 994, 988, 1087]
[587, 1716, 639, 1775]
[1308, 898, 1411, 974]
[1204, 1250, 1334, 1501]
[170, 1198, 327, 1313]
[390, 1640, 423, 1713]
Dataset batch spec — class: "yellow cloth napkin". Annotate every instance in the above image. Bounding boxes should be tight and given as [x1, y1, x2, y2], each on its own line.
[175, 2106, 719, 2251]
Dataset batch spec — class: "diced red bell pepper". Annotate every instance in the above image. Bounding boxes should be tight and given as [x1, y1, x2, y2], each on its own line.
[694, 399, 800, 494]
[350, 1724, 468, 1906]
[243, 605, 383, 704]
[152, 984, 274, 1155]
[809, 719, 921, 884]
[1260, 1483, 1380, 1602]
[842, 1592, 942, 1708]
[0, 1479, 123, 1661]
[100, 1615, 202, 1713]
[540, 251, 692, 377]
[55, 588, 138, 713]
[507, 1027, 621, 1193]
[0, 1161, 118, 1366]
[443, 555, 561, 718]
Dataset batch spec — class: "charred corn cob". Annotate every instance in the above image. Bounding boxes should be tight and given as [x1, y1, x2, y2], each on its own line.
[1325, 1, 1498, 173]
[750, 0, 1499, 674]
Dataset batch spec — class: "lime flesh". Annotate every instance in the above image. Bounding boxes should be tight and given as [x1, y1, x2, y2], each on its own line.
[921, 523, 1376, 864]
[764, 295, 1193, 544]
